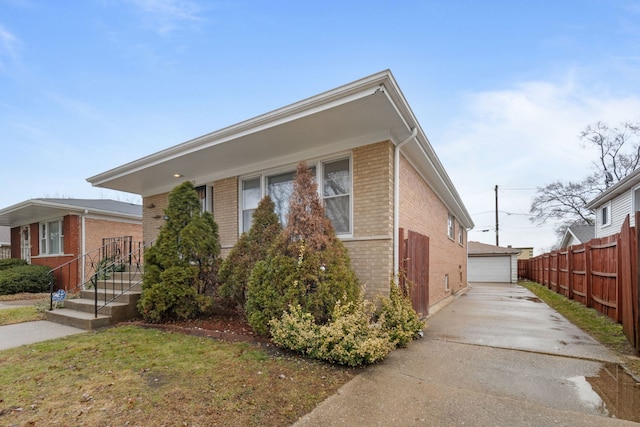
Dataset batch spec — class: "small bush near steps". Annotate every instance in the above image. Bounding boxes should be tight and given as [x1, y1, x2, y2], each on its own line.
[269, 284, 426, 367]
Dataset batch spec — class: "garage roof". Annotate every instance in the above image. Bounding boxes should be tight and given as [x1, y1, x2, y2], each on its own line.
[468, 241, 521, 256]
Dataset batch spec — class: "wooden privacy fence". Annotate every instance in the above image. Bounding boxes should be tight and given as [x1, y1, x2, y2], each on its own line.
[398, 228, 430, 318]
[518, 213, 639, 355]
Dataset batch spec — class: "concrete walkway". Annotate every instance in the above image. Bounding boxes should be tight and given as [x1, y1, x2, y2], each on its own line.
[0, 320, 85, 350]
[294, 282, 638, 427]
[0, 299, 86, 350]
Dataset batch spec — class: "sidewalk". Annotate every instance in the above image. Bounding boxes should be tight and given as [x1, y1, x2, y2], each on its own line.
[0, 299, 86, 350]
[294, 282, 637, 427]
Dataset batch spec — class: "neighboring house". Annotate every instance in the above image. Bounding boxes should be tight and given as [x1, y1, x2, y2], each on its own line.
[0, 226, 10, 259]
[87, 70, 474, 316]
[515, 247, 534, 260]
[0, 198, 143, 290]
[559, 224, 595, 248]
[468, 241, 521, 283]
[585, 168, 640, 238]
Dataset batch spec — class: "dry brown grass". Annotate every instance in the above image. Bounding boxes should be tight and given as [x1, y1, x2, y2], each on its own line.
[0, 325, 355, 426]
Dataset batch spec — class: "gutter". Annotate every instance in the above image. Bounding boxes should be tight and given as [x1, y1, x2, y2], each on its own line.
[393, 127, 418, 279]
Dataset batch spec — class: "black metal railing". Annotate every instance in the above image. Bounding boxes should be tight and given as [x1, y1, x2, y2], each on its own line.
[47, 236, 143, 310]
[91, 240, 153, 317]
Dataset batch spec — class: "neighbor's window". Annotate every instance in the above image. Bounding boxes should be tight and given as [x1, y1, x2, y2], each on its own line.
[40, 219, 64, 255]
[447, 214, 455, 239]
[601, 203, 611, 227]
[241, 177, 261, 233]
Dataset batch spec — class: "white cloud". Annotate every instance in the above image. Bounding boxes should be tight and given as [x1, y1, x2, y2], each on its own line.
[437, 76, 640, 253]
[126, 0, 202, 35]
[0, 24, 20, 69]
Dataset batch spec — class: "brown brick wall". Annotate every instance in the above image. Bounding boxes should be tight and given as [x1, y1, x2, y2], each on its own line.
[348, 141, 395, 298]
[84, 218, 143, 253]
[214, 177, 239, 257]
[398, 154, 467, 306]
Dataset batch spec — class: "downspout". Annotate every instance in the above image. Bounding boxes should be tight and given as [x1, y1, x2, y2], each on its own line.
[393, 127, 417, 279]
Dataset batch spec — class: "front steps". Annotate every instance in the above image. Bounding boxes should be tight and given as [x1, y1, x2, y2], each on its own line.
[45, 270, 143, 330]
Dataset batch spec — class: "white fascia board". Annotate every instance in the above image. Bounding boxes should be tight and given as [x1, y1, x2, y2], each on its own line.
[87, 71, 392, 188]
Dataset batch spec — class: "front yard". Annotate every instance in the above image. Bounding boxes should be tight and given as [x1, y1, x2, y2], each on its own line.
[0, 324, 354, 426]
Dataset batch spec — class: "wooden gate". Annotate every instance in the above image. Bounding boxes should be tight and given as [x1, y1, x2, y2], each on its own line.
[398, 228, 429, 317]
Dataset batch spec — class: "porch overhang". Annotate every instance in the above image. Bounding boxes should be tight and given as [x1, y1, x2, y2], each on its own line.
[87, 70, 474, 229]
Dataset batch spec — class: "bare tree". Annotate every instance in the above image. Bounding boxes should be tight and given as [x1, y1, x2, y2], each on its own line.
[530, 121, 640, 228]
[581, 121, 640, 186]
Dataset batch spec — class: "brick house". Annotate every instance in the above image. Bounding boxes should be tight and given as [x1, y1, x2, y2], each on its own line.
[0, 198, 142, 290]
[87, 70, 474, 316]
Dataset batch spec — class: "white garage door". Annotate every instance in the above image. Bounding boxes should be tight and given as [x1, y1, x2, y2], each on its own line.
[468, 256, 511, 282]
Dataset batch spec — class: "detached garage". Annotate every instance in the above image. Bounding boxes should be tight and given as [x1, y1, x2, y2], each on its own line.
[468, 241, 521, 283]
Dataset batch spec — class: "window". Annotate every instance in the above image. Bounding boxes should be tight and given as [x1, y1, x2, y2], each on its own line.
[322, 158, 351, 234]
[601, 203, 611, 227]
[241, 177, 261, 233]
[40, 219, 64, 255]
[268, 171, 296, 226]
[195, 185, 212, 213]
[240, 157, 351, 235]
[447, 214, 455, 239]
[458, 222, 464, 245]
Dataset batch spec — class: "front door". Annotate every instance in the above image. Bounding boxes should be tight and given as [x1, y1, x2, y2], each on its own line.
[21, 226, 30, 263]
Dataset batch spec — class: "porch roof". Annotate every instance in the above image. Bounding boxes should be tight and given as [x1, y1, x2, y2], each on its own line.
[0, 199, 142, 228]
[87, 70, 474, 229]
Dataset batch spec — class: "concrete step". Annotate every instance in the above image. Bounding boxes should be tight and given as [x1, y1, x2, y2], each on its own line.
[45, 308, 112, 330]
[79, 289, 141, 304]
[88, 279, 143, 292]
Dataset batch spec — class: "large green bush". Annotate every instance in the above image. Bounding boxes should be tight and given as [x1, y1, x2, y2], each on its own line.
[0, 259, 28, 271]
[269, 283, 425, 367]
[0, 264, 51, 295]
[139, 181, 220, 322]
[245, 162, 360, 335]
[378, 283, 426, 348]
[218, 196, 281, 310]
[270, 298, 393, 367]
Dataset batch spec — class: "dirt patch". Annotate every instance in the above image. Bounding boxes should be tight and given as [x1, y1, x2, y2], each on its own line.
[129, 311, 274, 345]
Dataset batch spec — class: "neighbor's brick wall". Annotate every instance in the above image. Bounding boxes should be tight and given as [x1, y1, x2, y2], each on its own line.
[142, 192, 170, 244]
[344, 141, 395, 299]
[214, 177, 239, 257]
[399, 154, 467, 306]
[84, 218, 143, 253]
[63, 214, 80, 256]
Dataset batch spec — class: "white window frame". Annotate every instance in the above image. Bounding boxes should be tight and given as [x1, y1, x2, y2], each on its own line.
[39, 218, 64, 255]
[238, 155, 353, 237]
[458, 221, 464, 246]
[447, 214, 455, 239]
[601, 202, 612, 228]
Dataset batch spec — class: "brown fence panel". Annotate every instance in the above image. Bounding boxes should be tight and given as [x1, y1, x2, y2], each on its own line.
[571, 243, 588, 305]
[398, 228, 430, 318]
[549, 251, 559, 293]
[589, 235, 619, 322]
[619, 215, 637, 348]
[558, 248, 571, 297]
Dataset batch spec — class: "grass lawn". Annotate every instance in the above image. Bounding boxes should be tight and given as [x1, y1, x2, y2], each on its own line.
[0, 325, 354, 426]
[0, 306, 45, 325]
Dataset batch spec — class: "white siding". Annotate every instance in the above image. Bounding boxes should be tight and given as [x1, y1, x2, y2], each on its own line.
[595, 189, 633, 238]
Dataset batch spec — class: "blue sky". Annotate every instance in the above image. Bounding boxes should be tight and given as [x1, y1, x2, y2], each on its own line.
[1, 0, 639, 253]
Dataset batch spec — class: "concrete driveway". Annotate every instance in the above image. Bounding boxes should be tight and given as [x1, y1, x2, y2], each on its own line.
[294, 282, 638, 427]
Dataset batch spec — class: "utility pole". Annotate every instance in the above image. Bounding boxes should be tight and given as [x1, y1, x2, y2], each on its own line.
[495, 184, 499, 246]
